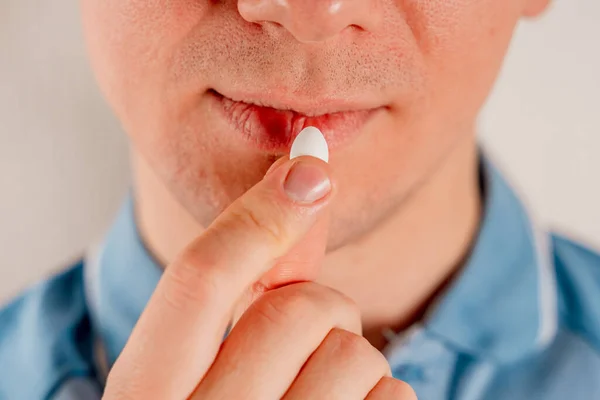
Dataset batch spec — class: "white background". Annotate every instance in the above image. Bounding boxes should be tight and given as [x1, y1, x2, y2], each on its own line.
[1, 1, 599, 303]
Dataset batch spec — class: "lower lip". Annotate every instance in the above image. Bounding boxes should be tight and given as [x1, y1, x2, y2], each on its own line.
[209, 91, 378, 153]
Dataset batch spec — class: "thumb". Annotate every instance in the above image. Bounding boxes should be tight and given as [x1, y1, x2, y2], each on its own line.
[232, 158, 332, 323]
[105, 155, 333, 400]
[265, 214, 330, 288]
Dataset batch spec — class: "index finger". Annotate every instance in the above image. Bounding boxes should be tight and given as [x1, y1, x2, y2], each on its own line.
[104, 156, 333, 400]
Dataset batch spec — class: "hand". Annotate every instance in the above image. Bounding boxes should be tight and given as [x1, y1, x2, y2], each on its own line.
[103, 156, 417, 399]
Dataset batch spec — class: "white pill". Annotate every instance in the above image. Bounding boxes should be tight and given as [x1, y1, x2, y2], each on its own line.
[290, 126, 329, 163]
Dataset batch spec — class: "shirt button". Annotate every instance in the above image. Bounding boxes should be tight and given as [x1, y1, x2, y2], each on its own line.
[393, 364, 426, 383]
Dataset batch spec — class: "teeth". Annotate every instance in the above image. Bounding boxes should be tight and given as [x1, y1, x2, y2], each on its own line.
[290, 126, 329, 163]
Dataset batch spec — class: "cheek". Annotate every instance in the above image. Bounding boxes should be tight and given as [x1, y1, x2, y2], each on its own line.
[407, 0, 522, 57]
[80, 0, 206, 121]
[405, 0, 523, 121]
[325, 1, 524, 241]
[80, 0, 218, 187]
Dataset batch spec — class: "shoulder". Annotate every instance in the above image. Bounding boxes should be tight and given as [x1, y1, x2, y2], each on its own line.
[551, 234, 600, 352]
[0, 261, 96, 399]
[474, 235, 600, 399]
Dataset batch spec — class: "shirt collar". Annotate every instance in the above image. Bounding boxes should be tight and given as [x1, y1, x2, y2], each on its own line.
[423, 156, 558, 363]
[86, 195, 162, 366]
[86, 156, 558, 367]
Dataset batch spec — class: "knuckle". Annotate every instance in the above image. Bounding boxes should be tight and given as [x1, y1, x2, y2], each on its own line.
[330, 328, 369, 354]
[328, 329, 386, 368]
[316, 284, 362, 333]
[325, 328, 392, 377]
[161, 251, 223, 311]
[250, 292, 291, 326]
[294, 281, 359, 315]
[230, 201, 287, 247]
[252, 283, 318, 325]
[281, 282, 356, 321]
[248, 282, 362, 335]
[288, 282, 362, 333]
[374, 377, 418, 400]
[252, 296, 285, 325]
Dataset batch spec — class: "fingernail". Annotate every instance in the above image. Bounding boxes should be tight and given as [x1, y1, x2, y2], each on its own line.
[284, 161, 331, 204]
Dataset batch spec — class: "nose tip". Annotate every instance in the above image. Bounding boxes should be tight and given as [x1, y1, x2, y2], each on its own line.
[238, 0, 380, 43]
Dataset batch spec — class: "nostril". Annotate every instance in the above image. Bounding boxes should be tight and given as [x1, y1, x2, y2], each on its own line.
[238, 0, 376, 43]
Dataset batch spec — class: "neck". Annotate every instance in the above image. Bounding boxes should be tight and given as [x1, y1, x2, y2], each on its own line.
[133, 137, 481, 348]
[318, 139, 481, 347]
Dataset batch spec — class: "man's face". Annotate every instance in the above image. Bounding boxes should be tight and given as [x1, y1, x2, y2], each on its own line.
[81, 0, 546, 249]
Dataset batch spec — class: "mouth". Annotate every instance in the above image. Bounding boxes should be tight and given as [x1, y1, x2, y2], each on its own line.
[208, 89, 382, 153]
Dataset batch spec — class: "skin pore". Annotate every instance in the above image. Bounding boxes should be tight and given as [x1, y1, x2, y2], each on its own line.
[81, 0, 549, 348]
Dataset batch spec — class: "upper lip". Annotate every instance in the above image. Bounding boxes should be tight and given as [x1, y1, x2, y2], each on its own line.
[210, 89, 382, 117]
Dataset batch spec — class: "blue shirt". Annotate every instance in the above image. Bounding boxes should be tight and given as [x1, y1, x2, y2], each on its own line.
[2, 159, 600, 399]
